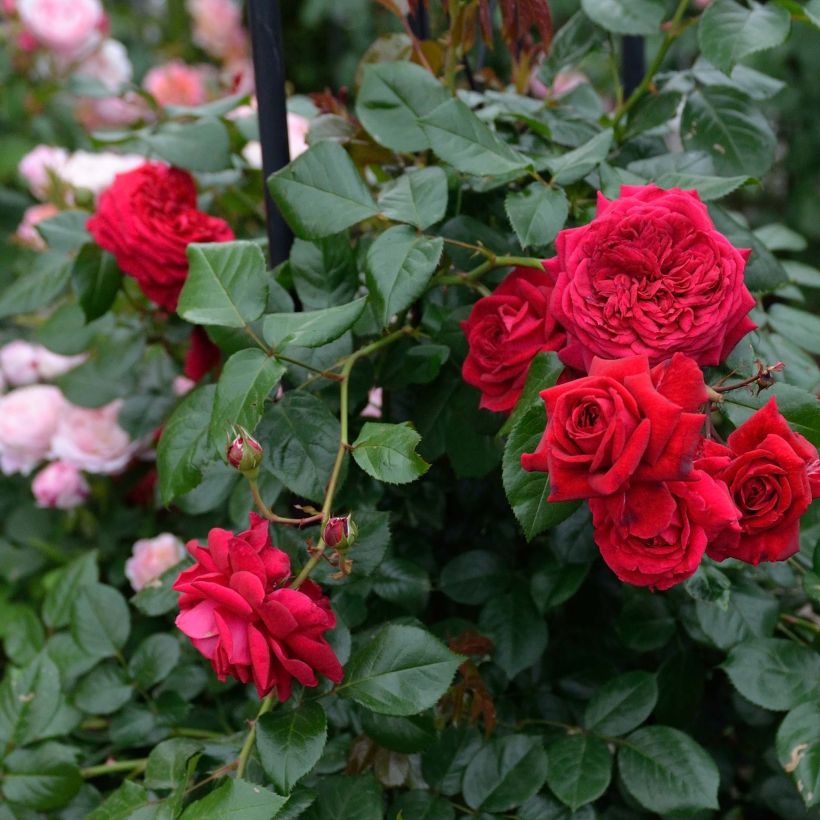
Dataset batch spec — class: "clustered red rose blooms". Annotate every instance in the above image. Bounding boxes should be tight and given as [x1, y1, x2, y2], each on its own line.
[87, 162, 234, 311]
[174, 514, 343, 700]
[460, 265, 565, 413]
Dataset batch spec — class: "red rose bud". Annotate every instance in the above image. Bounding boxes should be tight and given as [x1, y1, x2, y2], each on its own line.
[323, 514, 357, 550]
[226, 427, 263, 476]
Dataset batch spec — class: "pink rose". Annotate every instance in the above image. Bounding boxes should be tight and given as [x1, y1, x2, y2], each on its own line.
[18, 145, 69, 199]
[49, 400, 140, 474]
[74, 38, 132, 91]
[18, 0, 103, 55]
[125, 533, 187, 591]
[15, 203, 60, 250]
[287, 112, 310, 159]
[34, 348, 87, 379]
[0, 340, 85, 385]
[550, 185, 756, 371]
[142, 60, 210, 107]
[32, 461, 90, 509]
[187, 0, 248, 61]
[0, 385, 64, 475]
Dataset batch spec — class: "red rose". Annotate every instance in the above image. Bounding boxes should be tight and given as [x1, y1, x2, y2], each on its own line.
[521, 354, 706, 501]
[87, 163, 234, 311]
[589, 470, 740, 590]
[697, 398, 820, 565]
[461, 265, 565, 413]
[174, 513, 343, 700]
[183, 326, 221, 381]
[550, 185, 756, 371]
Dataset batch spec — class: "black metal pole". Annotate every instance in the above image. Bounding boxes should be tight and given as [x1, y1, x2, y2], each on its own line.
[621, 36, 646, 98]
[407, 2, 429, 40]
[247, 0, 293, 267]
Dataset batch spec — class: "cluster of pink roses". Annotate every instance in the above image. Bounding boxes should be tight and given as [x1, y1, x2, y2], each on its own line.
[462, 185, 819, 589]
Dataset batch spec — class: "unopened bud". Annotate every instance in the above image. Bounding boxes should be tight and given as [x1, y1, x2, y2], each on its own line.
[226, 426, 263, 476]
[323, 514, 357, 550]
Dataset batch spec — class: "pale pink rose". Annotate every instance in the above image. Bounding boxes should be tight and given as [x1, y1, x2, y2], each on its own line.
[287, 112, 310, 159]
[15, 203, 60, 250]
[222, 56, 254, 95]
[18, 145, 69, 199]
[187, 0, 247, 61]
[77, 93, 147, 129]
[0, 385, 64, 475]
[143, 60, 210, 107]
[75, 38, 132, 91]
[360, 387, 383, 419]
[50, 400, 140, 474]
[241, 140, 262, 169]
[0, 340, 41, 385]
[18, 0, 103, 55]
[530, 68, 588, 100]
[32, 460, 90, 509]
[172, 375, 196, 396]
[35, 347, 86, 379]
[125, 533, 186, 591]
[59, 150, 145, 198]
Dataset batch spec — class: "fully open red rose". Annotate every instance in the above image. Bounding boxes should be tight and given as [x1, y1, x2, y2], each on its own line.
[549, 185, 756, 371]
[174, 513, 343, 700]
[87, 162, 234, 311]
[461, 265, 565, 413]
[521, 354, 706, 501]
[697, 398, 820, 565]
[589, 470, 740, 590]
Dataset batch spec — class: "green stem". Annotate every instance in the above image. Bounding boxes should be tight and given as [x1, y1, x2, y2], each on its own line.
[781, 614, 820, 634]
[443, 0, 460, 92]
[247, 476, 323, 527]
[434, 254, 545, 289]
[611, 0, 690, 134]
[243, 325, 342, 381]
[81, 759, 147, 779]
[172, 727, 226, 739]
[236, 696, 275, 778]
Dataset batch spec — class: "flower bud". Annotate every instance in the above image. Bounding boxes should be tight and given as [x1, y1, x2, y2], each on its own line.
[323, 514, 357, 550]
[226, 426, 263, 476]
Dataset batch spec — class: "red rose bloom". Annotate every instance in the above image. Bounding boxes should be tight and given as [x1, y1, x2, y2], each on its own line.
[697, 398, 820, 565]
[174, 514, 343, 700]
[550, 185, 756, 371]
[87, 163, 234, 311]
[183, 326, 221, 381]
[521, 354, 706, 501]
[461, 265, 565, 413]
[589, 470, 740, 590]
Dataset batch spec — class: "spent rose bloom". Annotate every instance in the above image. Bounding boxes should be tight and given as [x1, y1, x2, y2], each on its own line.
[697, 398, 820, 565]
[549, 185, 757, 371]
[0, 385, 64, 475]
[15, 203, 60, 249]
[589, 470, 740, 590]
[18, 0, 103, 55]
[32, 460, 90, 509]
[522, 354, 707, 501]
[461, 265, 566, 413]
[49, 400, 140, 474]
[87, 163, 234, 310]
[125, 533, 187, 591]
[18, 144, 69, 199]
[143, 60, 210, 107]
[174, 514, 343, 699]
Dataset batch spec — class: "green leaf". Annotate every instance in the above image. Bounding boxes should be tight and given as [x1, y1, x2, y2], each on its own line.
[351, 421, 430, 485]
[71, 582, 130, 658]
[42, 551, 98, 629]
[263, 298, 367, 350]
[268, 141, 379, 239]
[530, 558, 588, 613]
[619, 726, 720, 813]
[755, 223, 807, 252]
[372, 558, 430, 612]
[502, 405, 580, 541]
[339, 624, 461, 716]
[580, 0, 666, 35]
[698, 0, 790, 75]
[128, 634, 180, 689]
[584, 671, 658, 736]
[302, 774, 382, 820]
[478, 592, 548, 678]
[72, 245, 122, 321]
[257, 703, 328, 794]
[681, 87, 776, 178]
[365, 225, 443, 326]
[178, 241, 268, 328]
[356, 61, 450, 152]
[546, 734, 612, 810]
[289, 235, 358, 310]
[86, 781, 150, 820]
[654, 172, 751, 201]
[440, 550, 510, 605]
[776, 701, 820, 808]
[546, 129, 613, 184]
[624, 91, 683, 138]
[0, 254, 72, 319]
[3, 606, 45, 666]
[266, 392, 340, 503]
[362, 712, 436, 754]
[695, 582, 779, 650]
[2, 743, 81, 811]
[37, 210, 91, 251]
[502, 351, 565, 436]
[390, 791, 454, 820]
[208, 348, 285, 450]
[157, 385, 217, 505]
[0, 654, 61, 747]
[179, 778, 287, 820]
[505, 183, 568, 248]
[768, 304, 820, 355]
[462, 735, 549, 812]
[419, 97, 530, 177]
[140, 118, 230, 172]
[145, 738, 202, 790]
[73, 664, 132, 714]
[379, 167, 448, 230]
[722, 638, 820, 711]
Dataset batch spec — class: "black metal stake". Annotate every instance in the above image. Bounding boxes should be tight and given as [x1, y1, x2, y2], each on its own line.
[247, 0, 293, 267]
[621, 36, 646, 98]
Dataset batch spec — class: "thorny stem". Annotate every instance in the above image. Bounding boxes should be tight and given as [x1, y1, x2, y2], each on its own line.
[243, 324, 343, 381]
[235, 695, 275, 778]
[781, 614, 820, 634]
[247, 477, 323, 527]
[81, 759, 148, 779]
[711, 360, 785, 396]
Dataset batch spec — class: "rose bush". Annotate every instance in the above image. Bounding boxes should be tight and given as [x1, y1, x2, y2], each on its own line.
[0, 0, 819, 818]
